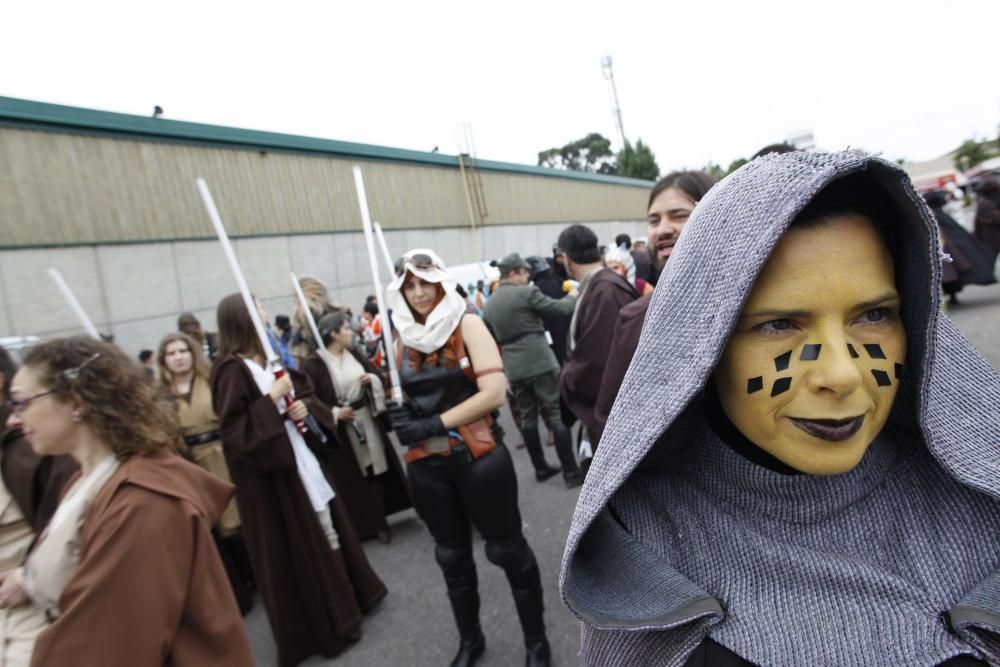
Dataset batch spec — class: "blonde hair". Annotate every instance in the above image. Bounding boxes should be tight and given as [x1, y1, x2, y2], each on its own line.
[292, 276, 343, 347]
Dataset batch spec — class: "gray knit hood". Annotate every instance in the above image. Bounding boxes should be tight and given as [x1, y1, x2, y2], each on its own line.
[561, 150, 1000, 665]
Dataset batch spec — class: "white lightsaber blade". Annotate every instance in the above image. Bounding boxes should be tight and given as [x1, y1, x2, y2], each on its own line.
[195, 177, 277, 366]
[290, 272, 324, 353]
[353, 165, 403, 402]
[47, 268, 100, 340]
[373, 222, 395, 278]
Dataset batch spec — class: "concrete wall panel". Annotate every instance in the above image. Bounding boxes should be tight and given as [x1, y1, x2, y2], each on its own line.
[234, 237, 293, 301]
[289, 234, 337, 291]
[97, 244, 180, 322]
[0, 247, 109, 336]
[173, 240, 233, 312]
[0, 268, 12, 337]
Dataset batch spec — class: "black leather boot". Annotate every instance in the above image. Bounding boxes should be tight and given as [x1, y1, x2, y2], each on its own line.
[508, 563, 551, 667]
[522, 428, 559, 481]
[447, 586, 485, 667]
[551, 423, 583, 488]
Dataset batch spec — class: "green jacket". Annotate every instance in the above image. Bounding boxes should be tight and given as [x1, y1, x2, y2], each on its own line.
[482, 281, 576, 382]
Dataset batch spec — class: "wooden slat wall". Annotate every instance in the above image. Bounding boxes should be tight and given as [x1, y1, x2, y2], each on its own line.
[0, 128, 648, 246]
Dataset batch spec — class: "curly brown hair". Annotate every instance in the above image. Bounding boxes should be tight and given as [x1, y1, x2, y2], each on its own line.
[156, 332, 211, 393]
[22, 337, 182, 458]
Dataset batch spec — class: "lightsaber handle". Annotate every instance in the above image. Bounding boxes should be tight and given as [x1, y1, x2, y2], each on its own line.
[273, 366, 326, 442]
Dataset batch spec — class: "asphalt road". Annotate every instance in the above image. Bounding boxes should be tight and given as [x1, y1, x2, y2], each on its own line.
[246, 279, 1000, 667]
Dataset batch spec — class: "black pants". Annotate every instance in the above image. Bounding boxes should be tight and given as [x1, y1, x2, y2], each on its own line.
[408, 444, 545, 644]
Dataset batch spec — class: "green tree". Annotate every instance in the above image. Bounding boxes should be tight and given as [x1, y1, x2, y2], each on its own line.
[726, 158, 748, 175]
[703, 161, 726, 182]
[538, 133, 616, 174]
[616, 139, 660, 180]
[954, 138, 993, 172]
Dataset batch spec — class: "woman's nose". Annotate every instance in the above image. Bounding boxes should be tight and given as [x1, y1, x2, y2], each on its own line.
[804, 337, 864, 397]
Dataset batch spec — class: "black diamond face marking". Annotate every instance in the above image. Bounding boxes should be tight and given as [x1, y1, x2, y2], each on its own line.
[864, 344, 886, 359]
[747, 376, 764, 394]
[771, 377, 792, 397]
[774, 350, 792, 372]
[871, 369, 892, 387]
[847, 343, 860, 359]
[894, 363, 903, 379]
[800, 344, 821, 361]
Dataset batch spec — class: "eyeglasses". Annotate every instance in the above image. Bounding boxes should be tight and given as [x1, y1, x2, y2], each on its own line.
[396, 253, 438, 276]
[6, 390, 56, 417]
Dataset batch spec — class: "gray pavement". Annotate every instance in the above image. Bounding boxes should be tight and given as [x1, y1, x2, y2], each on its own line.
[246, 279, 1000, 667]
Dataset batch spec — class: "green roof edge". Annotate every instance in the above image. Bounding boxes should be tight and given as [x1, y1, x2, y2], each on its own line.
[0, 96, 654, 189]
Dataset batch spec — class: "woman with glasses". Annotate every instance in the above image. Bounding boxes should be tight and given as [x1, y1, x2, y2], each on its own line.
[0, 347, 76, 667]
[1, 337, 253, 666]
[156, 332, 255, 612]
[387, 249, 552, 667]
[211, 293, 386, 667]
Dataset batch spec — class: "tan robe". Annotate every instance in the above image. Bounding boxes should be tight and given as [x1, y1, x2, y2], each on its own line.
[176, 376, 241, 535]
[0, 471, 46, 667]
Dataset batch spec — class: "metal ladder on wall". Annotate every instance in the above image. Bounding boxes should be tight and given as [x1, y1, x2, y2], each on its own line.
[457, 123, 488, 260]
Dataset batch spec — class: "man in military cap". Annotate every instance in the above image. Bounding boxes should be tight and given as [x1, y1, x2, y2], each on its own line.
[482, 253, 583, 487]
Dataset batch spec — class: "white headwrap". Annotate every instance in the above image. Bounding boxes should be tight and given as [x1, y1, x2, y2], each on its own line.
[604, 244, 636, 287]
[385, 249, 468, 354]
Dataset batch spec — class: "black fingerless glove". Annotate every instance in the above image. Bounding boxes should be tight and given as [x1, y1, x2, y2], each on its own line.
[387, 401, 448, 446]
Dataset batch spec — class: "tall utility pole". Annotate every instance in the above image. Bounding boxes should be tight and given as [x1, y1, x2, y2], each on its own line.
[601, 55, 627, 149]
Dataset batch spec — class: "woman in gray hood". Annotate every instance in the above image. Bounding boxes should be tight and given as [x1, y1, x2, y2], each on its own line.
[560, 150, 1000, 666]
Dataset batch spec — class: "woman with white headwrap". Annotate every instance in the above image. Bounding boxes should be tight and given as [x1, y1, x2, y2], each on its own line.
[604, 244, 654, 296]
[385, 249, 553, 667]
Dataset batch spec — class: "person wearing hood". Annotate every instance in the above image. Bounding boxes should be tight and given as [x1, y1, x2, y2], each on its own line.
[557, 225, 639, 463]
[923, 189, 996, 305]
[591, 171, 716, 445]
[211, 294, 387, 667]
[386, 249, 553, 667]
[2, 337, 253, 666]
[482, 252, 583, 487]
[560, 150, 1000, 666]
[973, 176, 1000, 258]
[604, 244, 654, 297]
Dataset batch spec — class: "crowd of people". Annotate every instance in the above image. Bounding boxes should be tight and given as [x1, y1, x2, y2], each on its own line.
[1, 146, 999, 667]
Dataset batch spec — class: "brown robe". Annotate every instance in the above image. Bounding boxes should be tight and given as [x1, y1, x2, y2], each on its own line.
[974, 192, 1000, 257]
[559, 268, 638, 442]
[0, 406, 78, 538]
[30, 454, 252, 667]
[592, 293, 651, 445]
[211, 355, 387, 667]
[300, 350, 412, 541]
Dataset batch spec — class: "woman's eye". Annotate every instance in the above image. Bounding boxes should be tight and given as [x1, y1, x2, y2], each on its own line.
[858, 307, 892, 324]
[756, 319, 795, 334]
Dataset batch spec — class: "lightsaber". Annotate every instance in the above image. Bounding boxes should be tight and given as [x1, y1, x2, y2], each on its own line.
[353, 165, 403, 402]
[373, 222, 395, 277]
[196, 177, 324, 441]
[47, 268, 100, 340]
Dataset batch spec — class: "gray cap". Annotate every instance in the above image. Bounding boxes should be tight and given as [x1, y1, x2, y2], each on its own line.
[497, 252, 531, 275]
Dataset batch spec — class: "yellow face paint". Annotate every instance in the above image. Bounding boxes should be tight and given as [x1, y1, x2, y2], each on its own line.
[713, 215, 906, 475]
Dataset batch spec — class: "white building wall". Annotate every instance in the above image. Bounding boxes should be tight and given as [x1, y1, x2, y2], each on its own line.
[0, 220, 646, 357]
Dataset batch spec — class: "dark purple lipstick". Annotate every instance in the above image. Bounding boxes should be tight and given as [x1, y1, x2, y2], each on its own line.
[790, 416, 864, 442]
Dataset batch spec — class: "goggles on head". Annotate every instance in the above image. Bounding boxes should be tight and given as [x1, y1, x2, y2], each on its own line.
[396, 253, 439, 276]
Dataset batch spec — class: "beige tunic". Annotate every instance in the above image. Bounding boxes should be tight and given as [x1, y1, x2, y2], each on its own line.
[0, 462, 46, 667]
[176, 376, 241, 535]
[318, 349, 389, 475]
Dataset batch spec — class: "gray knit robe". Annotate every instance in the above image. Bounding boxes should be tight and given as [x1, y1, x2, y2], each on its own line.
[560, 150, 1000, 666]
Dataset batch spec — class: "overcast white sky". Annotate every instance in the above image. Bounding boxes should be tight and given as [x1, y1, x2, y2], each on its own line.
[4, 0, 999, 172]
